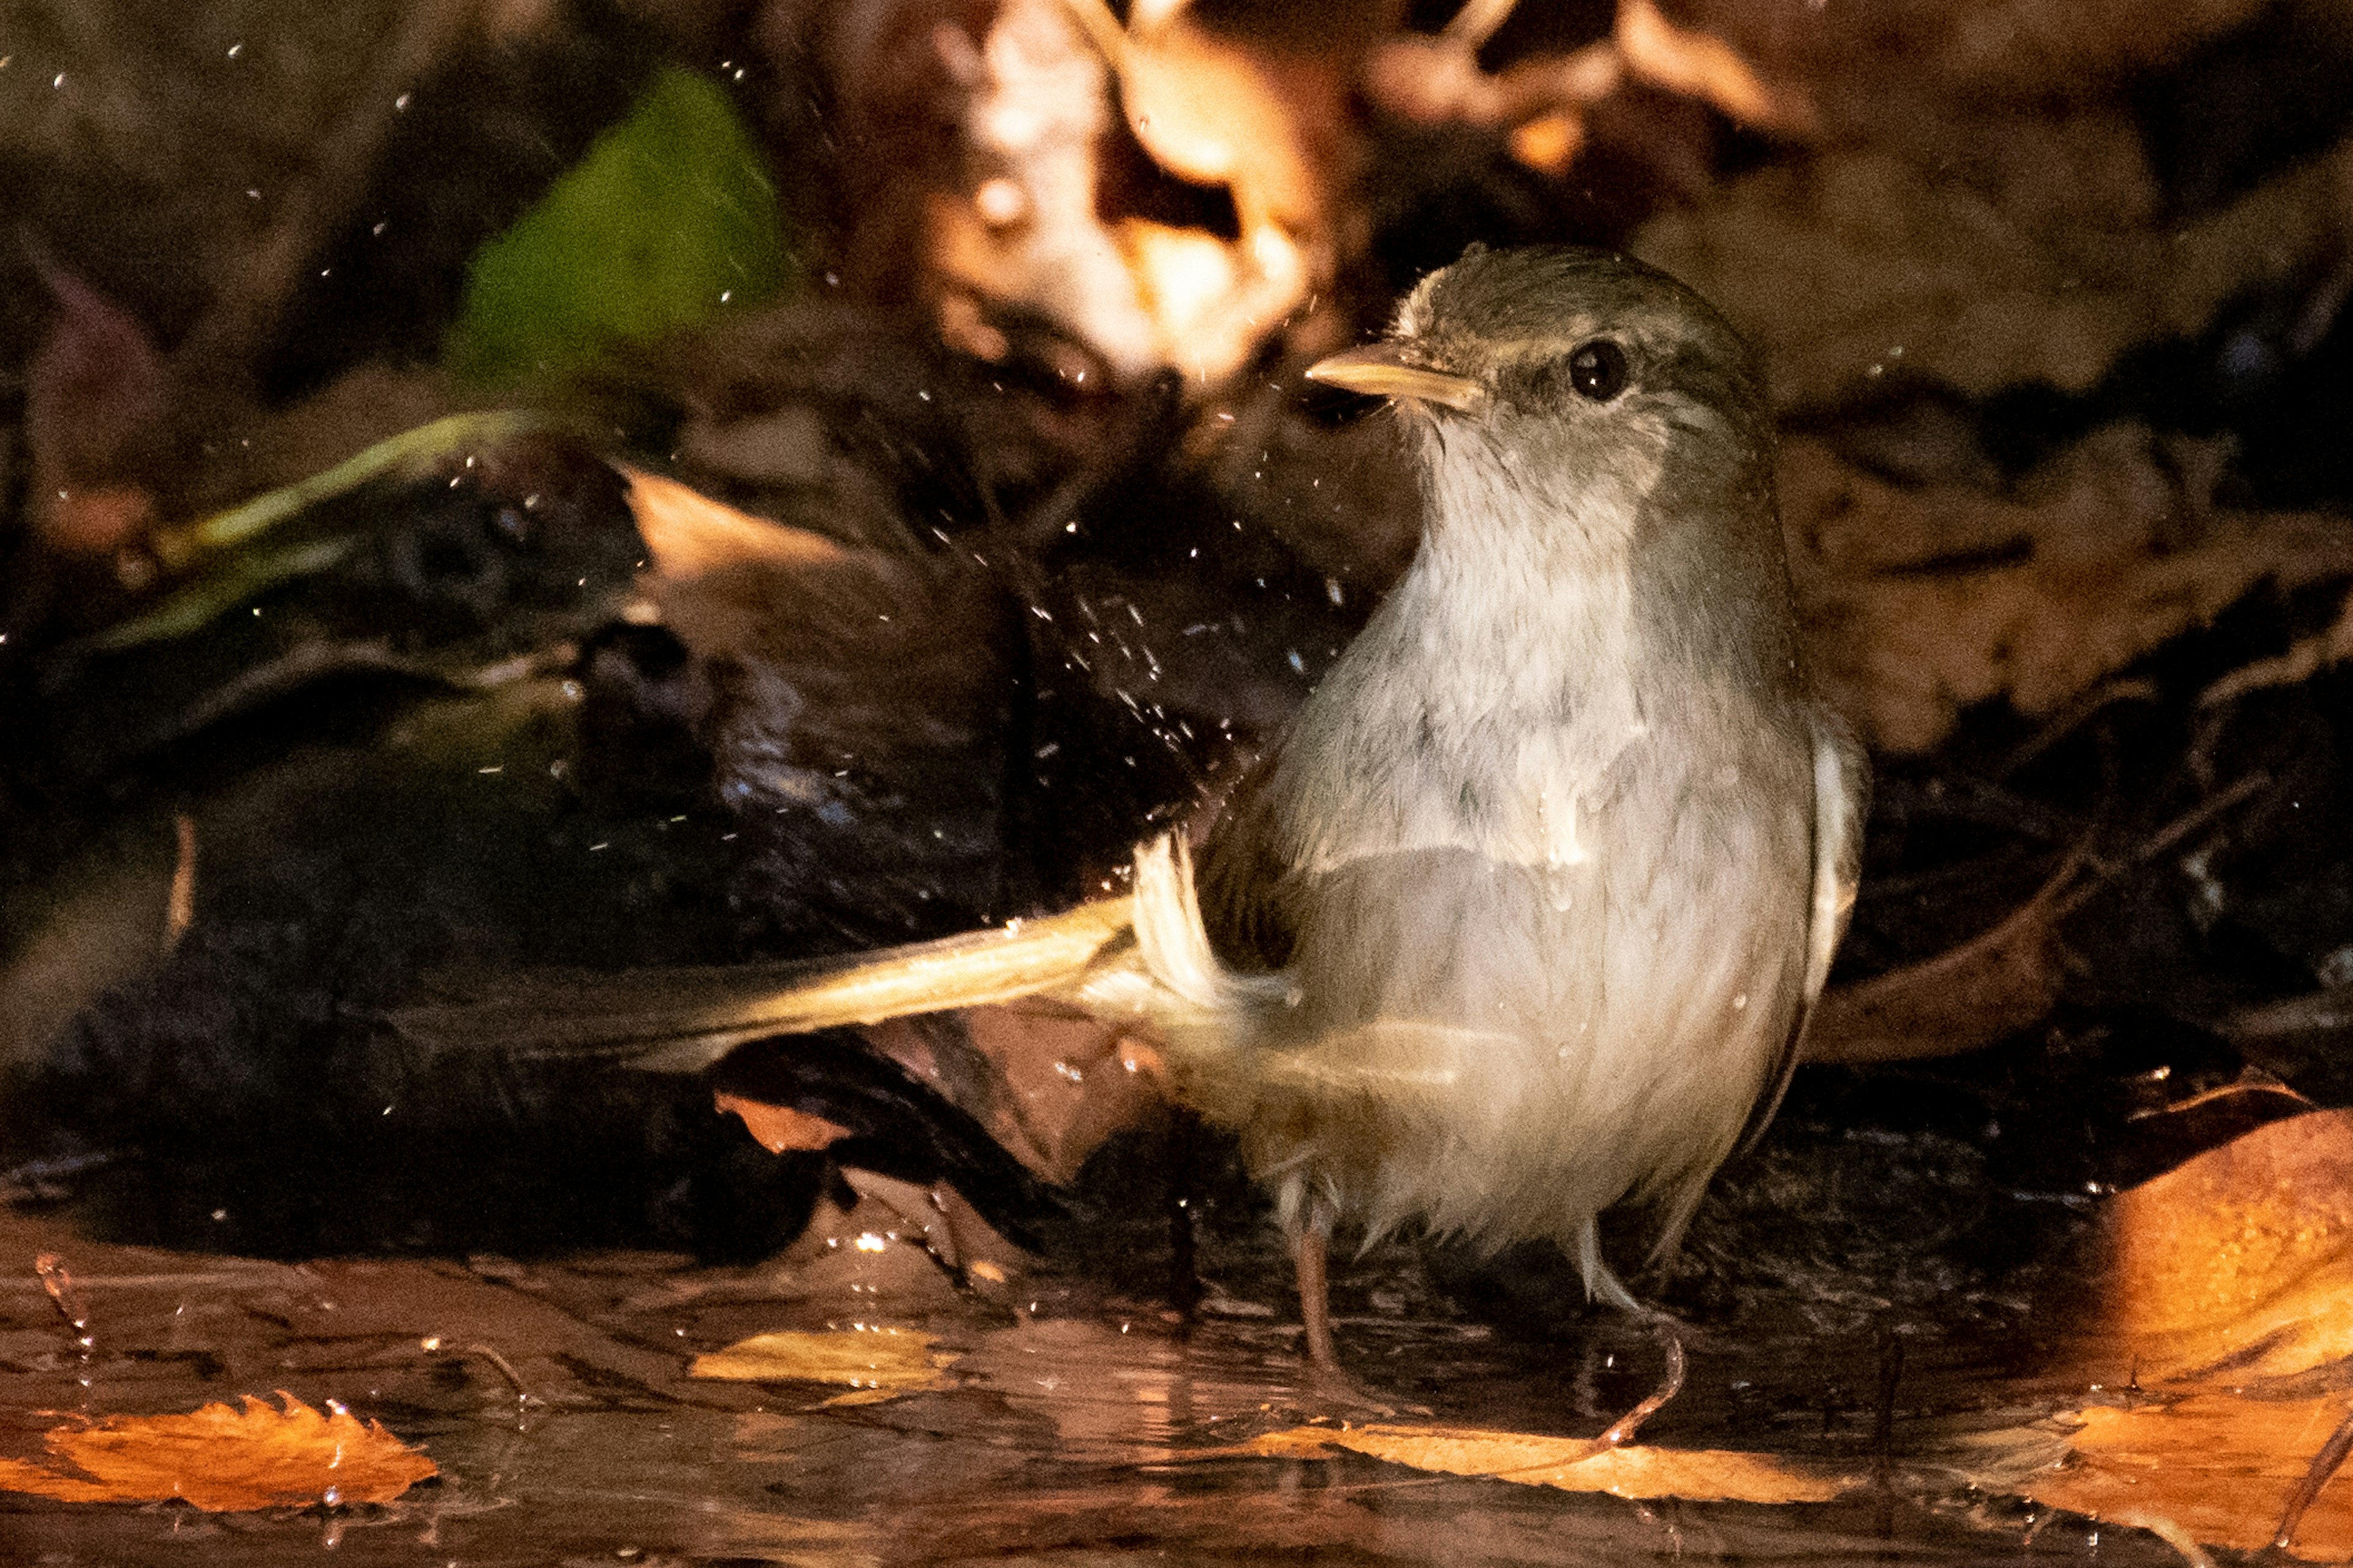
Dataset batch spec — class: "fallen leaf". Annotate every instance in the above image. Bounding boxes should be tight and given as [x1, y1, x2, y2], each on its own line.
[2020, 1396, 2353, 1561]
[1641, 114, 2352, 419]
[0, 1394, 436, 1511]
[1248, 1423, 1859, 1504]
[716, 1093, 852, 1154]
[1779, 427, 2353, 753]
[2099, 1109, 2353, 1387]
[1616, 0, 1814, 136]
[689, 1328, 960, 1405]
[913, 0, 1351, 387]
[1805, 854, 2076, 1063]
[449, 67, 789, 388]
[24, 259, 166, 556]
[626, 469, 851, 582]
[1944, 1114, 2353, 1558]
[834, 1167, 1031, 1291]
[862, 996, 1171, 1189]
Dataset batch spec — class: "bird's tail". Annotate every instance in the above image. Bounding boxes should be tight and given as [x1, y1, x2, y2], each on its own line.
[388, 832, 1273, 1070]
[389, 892, 1143, 1072]
[1105, 833, 1287, 1023]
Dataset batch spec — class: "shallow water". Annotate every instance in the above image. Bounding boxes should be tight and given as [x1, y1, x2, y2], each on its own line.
[0, 1191, 2191, 1568]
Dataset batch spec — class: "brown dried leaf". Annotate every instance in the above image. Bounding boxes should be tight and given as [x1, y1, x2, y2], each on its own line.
[834, 1167, 1030, 1290]
[1805, 856, 2075, 1063]
[1616, 0, 1814, 136]
[873, 0, 1354, 388]
[1989, 1115, 2353, 1553]
[1248, 1423, 1859, 1504]
[689, 1327, 959, 1404]
[858, 1002, 1172, 1187]
[2020, 1396, 2353, 1561]
[0, 1394, 436, 1511]
[1640, 123, 2353, 414]
[1783, 429, 2353, 752]
[626, 468, 851, 581]
[1656, 0, 2268, 111]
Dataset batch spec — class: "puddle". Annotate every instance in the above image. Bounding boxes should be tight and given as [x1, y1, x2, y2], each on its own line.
[0, 1201, 2194, 1566]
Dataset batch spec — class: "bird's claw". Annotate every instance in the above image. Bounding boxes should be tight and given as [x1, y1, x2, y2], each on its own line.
[1292, 1360, 1430, 1421]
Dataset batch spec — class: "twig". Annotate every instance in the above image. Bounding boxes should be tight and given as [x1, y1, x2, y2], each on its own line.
[2271, 1401, 2353, 1554]
[1873, 1321, 1904, 1482]
[165, 812, 196, 949]
[2052, 770, 2270, 920]
[1596, 1319, 1686, 1449]
[2199, 584, 2353, 710]
[422, 1336, 536, 1405]
[1445, 0, 1523, 50]
[2124, 1072, 2311, 1123]
[1993, 678, 2160, 780]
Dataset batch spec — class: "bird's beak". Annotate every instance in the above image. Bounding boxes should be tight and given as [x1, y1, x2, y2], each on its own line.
[1305, 343, 1488, 412]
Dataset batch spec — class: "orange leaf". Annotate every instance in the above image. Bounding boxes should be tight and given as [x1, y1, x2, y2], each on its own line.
[716, 1092, 851, 1154]
[625, 468, 847, 580]
[689, 1328, 959, 1404]
[1249, 1423, 1859, 1504]
[2100, 1108, 2353, 1384]
[0, 1394, 436, 1511]
[2022, 1396, 2353, 1561]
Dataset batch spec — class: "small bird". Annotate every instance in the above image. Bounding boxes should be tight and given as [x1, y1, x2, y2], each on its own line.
[1161, 243, 1865, 1366]
[400, 244, 1865, 1381]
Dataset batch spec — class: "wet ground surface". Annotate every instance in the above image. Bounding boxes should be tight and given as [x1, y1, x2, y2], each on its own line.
[0, 1189, 2178, 1568]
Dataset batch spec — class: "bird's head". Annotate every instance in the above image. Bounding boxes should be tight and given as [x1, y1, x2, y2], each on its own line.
[1306, 245, 1775, 559]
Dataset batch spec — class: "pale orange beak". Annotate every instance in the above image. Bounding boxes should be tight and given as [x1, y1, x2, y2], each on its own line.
[1305, 343, 1487, 412]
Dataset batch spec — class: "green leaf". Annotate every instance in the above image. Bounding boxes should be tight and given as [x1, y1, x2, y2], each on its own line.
[448, 67, 789, 389]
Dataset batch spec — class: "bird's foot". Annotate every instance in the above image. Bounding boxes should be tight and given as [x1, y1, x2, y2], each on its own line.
[1288, 1357, 1431, 1421]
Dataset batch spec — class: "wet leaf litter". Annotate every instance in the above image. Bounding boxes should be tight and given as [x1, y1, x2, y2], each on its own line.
[9, 1114, 2353, 1562]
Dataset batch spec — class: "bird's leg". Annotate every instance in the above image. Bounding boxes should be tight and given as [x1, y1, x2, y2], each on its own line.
[1289, 1208, 1428, 1417]
[1295, 1218, 1342, 1374]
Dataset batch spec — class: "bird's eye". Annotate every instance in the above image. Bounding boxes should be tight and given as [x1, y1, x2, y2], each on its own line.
[1567, 339, 1629, 401]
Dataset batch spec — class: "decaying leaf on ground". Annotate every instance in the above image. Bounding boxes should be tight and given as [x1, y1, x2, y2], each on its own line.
[1637, 64, 2353, 412]
[690, 1326, 961, 1405]
[716, 1093, 854, 1155]
[1246, 1422, 1862, 1505]
[1803, 850, 2080, 1064]
[0, 1394, 436, 1510]
[1237, 1320, 1849, 1505]
[860, 999, 1173, 1188]
[1364, 0, 1809, 180]
[1944, 1111, 2353, 1559]
[786, 0, 1358, 392]
[2094, 1108, 2353, 1388]
[1781, 426, 2353, 753]
[2019, 1395, 2353, 1562]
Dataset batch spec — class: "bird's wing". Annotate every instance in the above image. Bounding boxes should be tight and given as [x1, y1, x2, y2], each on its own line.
[1732, 708, 1869, 1154]
[390, 895, 1140, 1073]
[1192, 757, 1300, 972]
